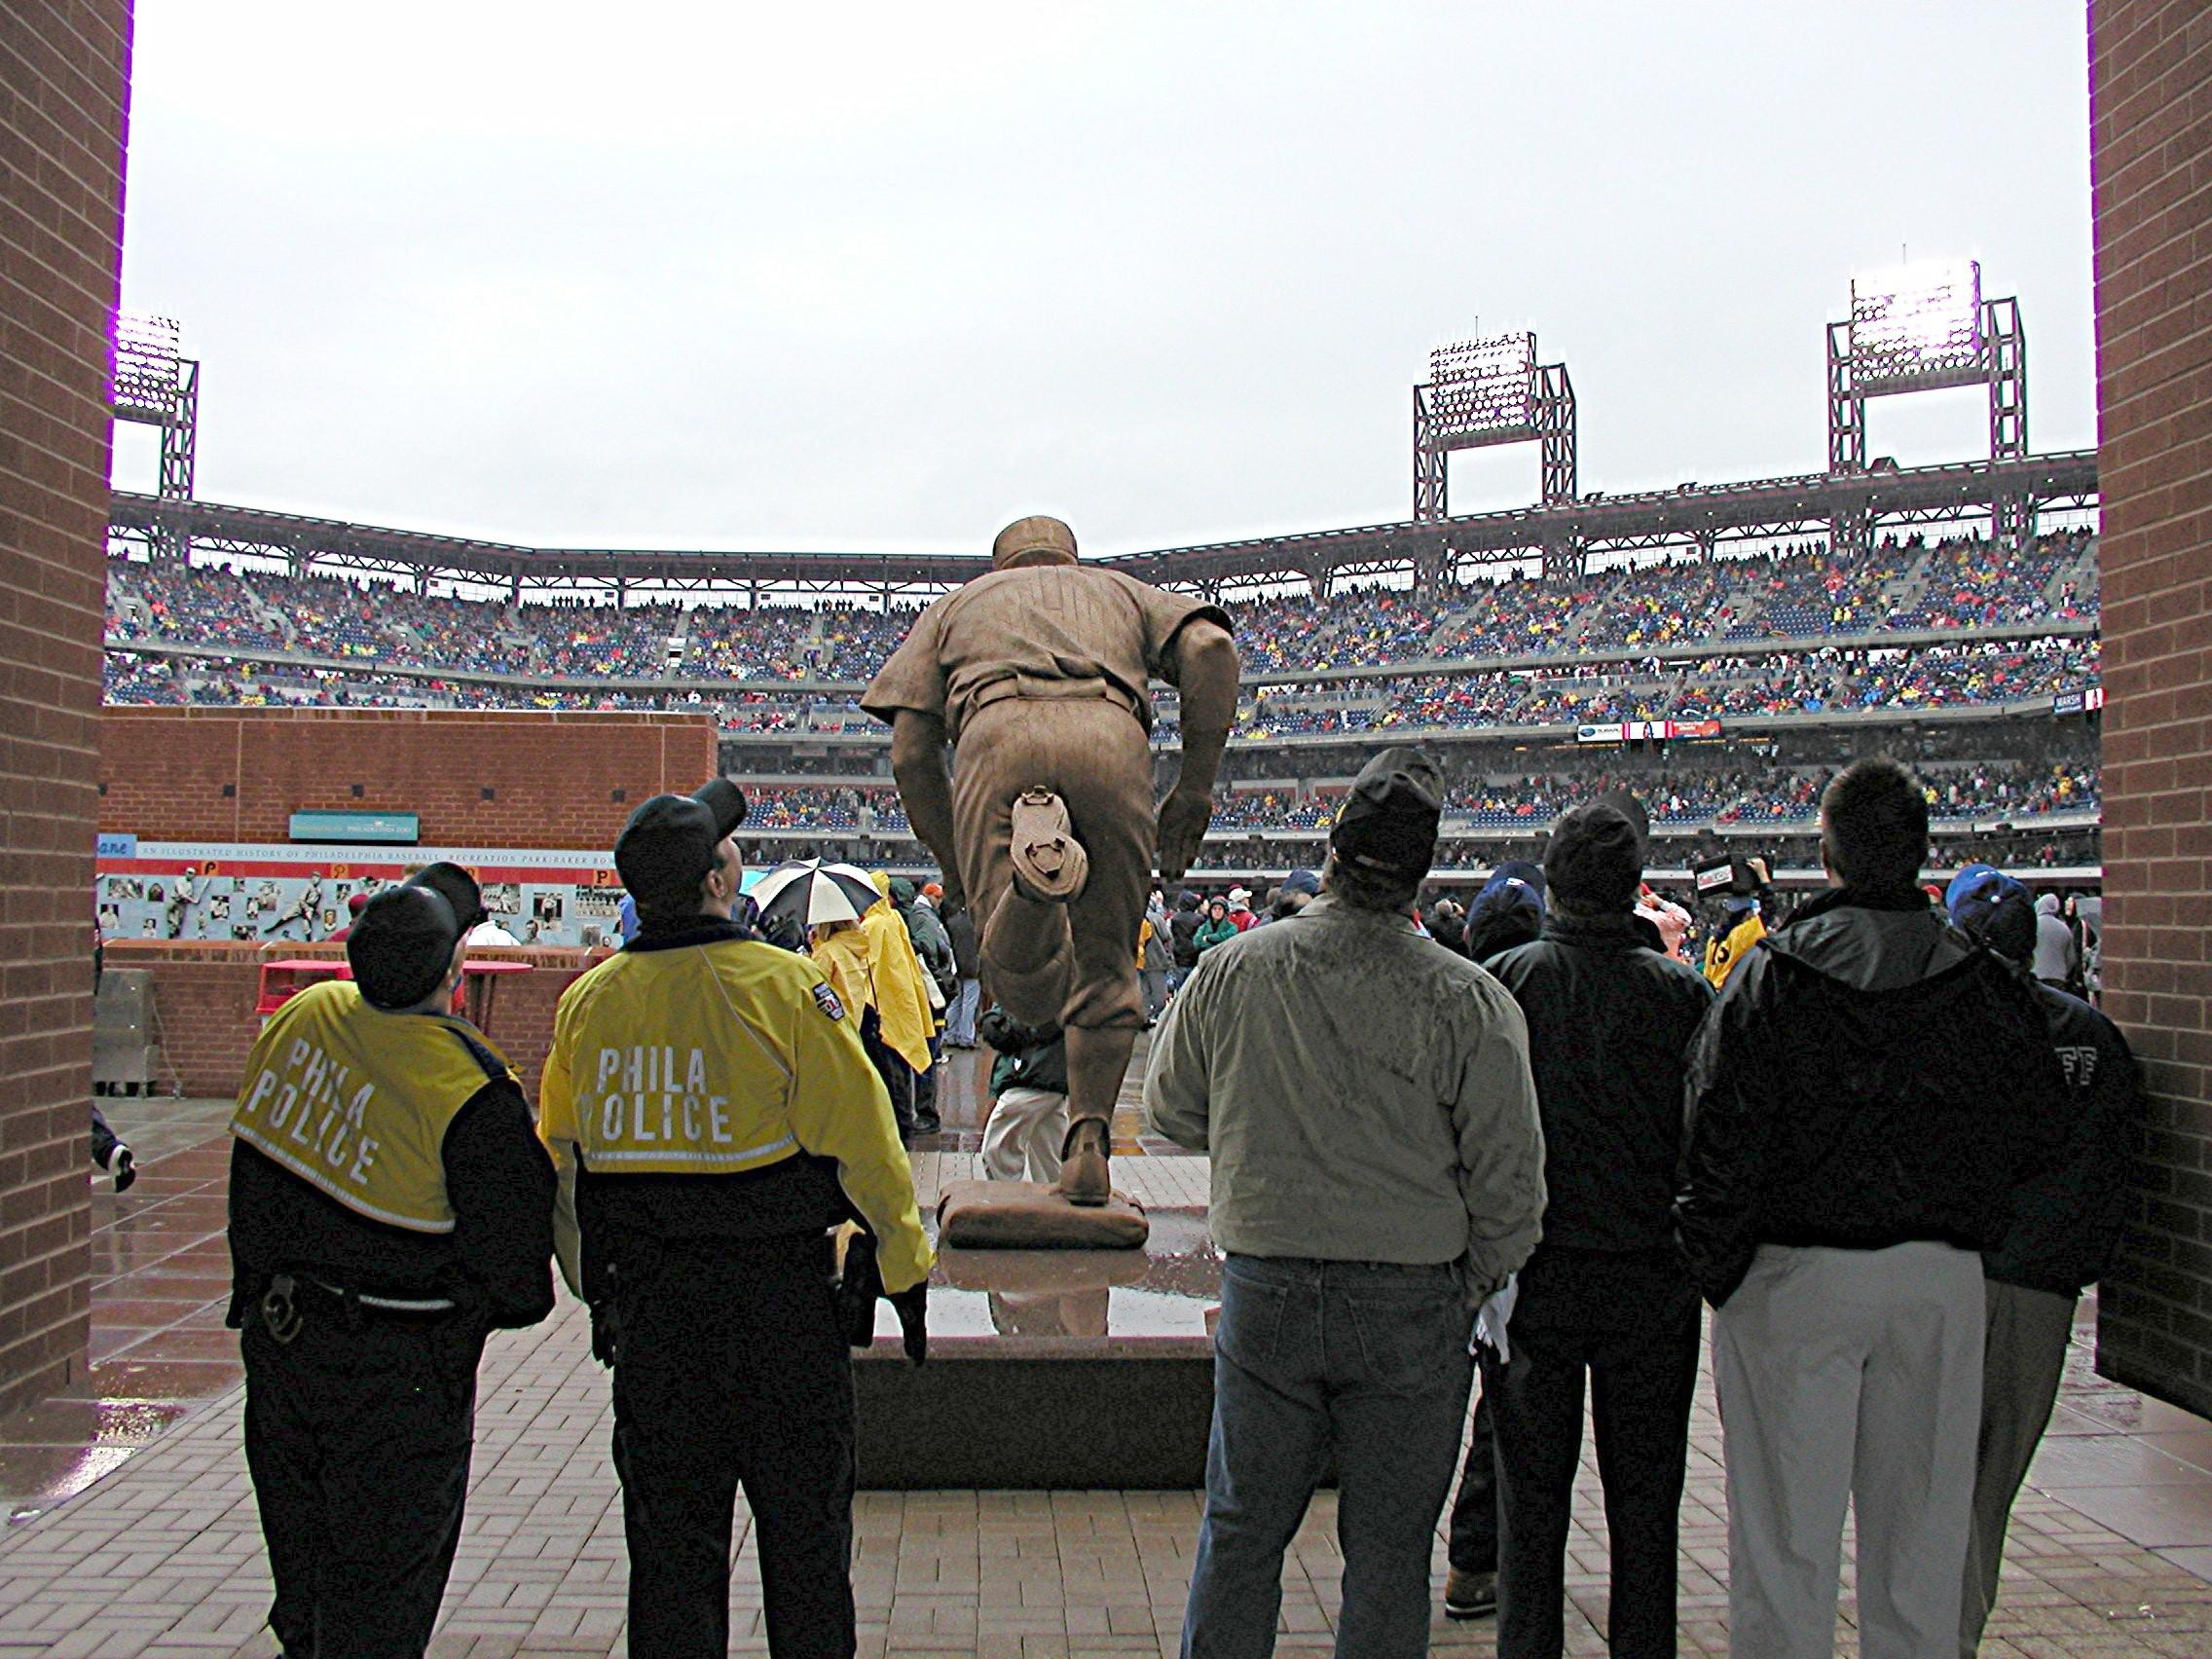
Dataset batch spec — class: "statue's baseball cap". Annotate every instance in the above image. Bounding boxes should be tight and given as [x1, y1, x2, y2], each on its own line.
[614, 779, 749, 906]
[991, 515, 1079, 571]
[404, 862, 488, 934]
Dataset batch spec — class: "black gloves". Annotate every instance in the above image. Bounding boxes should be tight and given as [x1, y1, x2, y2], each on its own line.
[589, 1299, 620, 1368]
[888, 1282, 929, 1365]
[835, 1230, 928, 1366]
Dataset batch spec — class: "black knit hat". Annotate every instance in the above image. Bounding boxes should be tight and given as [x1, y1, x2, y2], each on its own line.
[1544, 800, 1644, 910]
[1330, 747, 1444, 879]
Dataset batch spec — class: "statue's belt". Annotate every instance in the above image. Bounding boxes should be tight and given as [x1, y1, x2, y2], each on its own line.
[955, 674, 1144, 741]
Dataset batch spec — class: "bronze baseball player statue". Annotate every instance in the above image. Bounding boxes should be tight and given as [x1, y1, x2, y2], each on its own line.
[865, 515, 1238, 1215]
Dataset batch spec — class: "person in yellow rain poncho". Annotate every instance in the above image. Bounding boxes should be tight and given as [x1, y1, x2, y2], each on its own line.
[811, 916, 910, 1142]
[860, 870, 937, 1134]
[810, 918, 877, 1035]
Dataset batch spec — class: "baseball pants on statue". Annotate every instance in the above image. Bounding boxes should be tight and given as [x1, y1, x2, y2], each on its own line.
[952, 697, 1153, 1033]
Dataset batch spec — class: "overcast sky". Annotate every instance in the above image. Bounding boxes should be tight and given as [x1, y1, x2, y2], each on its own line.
[113, 2, 2095, 559]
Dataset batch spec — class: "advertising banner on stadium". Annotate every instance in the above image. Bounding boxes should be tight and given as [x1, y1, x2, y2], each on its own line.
[2051, 686, 2104, 716]
[1576, 719, 1724, 744]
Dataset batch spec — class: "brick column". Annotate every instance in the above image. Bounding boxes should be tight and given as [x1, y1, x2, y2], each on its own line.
[0, 3, 134, 1411]
[2090, 0, 2212, 1415]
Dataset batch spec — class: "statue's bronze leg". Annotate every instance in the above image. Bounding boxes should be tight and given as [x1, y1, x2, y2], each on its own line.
[981, 881, 1072, 1028]
[1056, 1025, 1135, 1205]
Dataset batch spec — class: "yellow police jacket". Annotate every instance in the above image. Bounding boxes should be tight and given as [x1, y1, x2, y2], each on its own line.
[231, 979, 514, 1233]
[539, 934, 933, 1294]
[1704, 911, 1769, 991]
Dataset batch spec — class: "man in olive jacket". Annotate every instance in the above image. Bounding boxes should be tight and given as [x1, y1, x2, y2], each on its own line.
[1146, 747, 1546, 1659]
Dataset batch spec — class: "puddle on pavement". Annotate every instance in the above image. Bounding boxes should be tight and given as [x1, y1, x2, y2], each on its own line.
[876, 1206, 1221, 1343]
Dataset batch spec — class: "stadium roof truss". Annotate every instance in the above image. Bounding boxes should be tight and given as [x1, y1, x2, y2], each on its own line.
[107, 448, 2096, 602]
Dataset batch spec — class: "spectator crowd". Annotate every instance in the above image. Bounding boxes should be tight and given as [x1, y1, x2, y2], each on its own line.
[1139, 754, 2131, 1658]
[105, 528, 2097, 688]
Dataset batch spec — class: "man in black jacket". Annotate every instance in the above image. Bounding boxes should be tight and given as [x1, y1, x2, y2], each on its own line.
[942, 893, 981, 1048]
[1456, 797, 1713, 1658]
[1945, 866, 2141, 1658]
[228, 871, 556, 1657]
[1167, 889, 1203, 987]
[1676, 758, 2069, 1659]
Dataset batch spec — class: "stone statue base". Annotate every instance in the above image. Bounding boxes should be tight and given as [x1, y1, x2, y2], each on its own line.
[937, 1179, 1150, 1250]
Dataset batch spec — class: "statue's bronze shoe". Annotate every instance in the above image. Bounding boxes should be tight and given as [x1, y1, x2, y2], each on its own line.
[1054, 1120, 1113, 1207]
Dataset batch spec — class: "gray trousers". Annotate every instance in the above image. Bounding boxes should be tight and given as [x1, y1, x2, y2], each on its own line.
[1960, 1280, 2077, 1658]
[1713, 1241, 1984, 1659]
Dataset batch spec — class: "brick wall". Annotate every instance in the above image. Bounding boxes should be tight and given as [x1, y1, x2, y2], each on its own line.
[98, 707, 719, 848]
[0, 1, 133, 1413]
[2090, 0, 2212, 1415]
[104, 940, 597, 1102]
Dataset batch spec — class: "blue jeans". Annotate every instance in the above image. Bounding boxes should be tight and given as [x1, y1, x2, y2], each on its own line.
[1184, 1254, 1475, 1659]
[947, 977, 980, 1047]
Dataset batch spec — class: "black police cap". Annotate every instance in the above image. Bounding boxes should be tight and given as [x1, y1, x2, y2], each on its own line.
[405, 862, 488, 935]
[613, 778, 750, 906]
[348, 886, 461, 1011]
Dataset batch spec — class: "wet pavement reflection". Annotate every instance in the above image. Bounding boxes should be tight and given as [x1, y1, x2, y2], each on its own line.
[905, 1206, 1222, 1343]
[0, 1100, 239, 1521]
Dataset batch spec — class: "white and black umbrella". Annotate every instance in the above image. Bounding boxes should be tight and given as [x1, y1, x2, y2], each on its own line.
[749, 860, 882, 929]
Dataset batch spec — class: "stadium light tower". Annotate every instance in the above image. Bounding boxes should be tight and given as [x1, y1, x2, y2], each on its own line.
[1825, 261, 2030, 554]
[110, 311, 200, 559]
[1414, 329, 1577, 526]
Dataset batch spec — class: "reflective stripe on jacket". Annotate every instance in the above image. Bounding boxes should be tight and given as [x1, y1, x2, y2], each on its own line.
[231, 979, 510, 1234]
[539, 932, 931, 1292]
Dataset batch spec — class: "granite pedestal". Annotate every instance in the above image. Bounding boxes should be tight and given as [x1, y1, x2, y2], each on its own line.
[854, 1207, 1219, 1489]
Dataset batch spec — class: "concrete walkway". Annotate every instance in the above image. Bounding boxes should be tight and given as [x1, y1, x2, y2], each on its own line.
[1, 1073, 2207, 1656]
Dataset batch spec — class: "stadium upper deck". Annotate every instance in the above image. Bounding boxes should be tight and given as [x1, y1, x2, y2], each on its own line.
[104, 527, 2096, 689]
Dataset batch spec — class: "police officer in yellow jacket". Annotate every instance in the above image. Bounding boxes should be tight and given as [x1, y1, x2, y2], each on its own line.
[540, 778, 933, 1659]
[228, 866, 556, 1659]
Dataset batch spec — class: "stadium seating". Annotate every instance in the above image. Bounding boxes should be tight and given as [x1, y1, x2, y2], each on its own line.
[107, 532, 2096, 682]
[1203, 759, 2098, 836]
[99, 532, 2103, 847]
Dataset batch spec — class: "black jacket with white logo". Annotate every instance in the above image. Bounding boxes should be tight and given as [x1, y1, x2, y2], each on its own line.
[1675, 887, 2070, 1308]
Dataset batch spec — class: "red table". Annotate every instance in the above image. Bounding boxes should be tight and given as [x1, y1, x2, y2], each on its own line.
[257, 958, 533, 1037]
